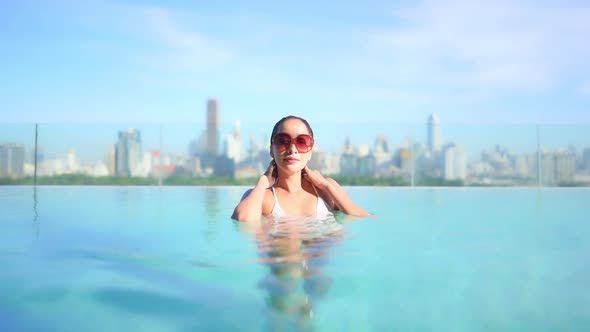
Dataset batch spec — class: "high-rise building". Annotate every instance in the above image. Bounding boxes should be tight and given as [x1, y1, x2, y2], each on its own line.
[104, 145, 116, 176]
[541, 151, 576, 185]
[555, 152, 576, 183]
[188, 130, 207, 158]
[443, 143, 466, 181]
[427, 113, 442, 153]
[67, 149, 80, 173]
[207, 98, 220, 157]
[584, 148, 590, 172]
[339, 142, 376, 177]
[224, 120, 242, 164]
[0, 144, 25, 178]
[374, 134, 393, 168]
[513, 154, 530, 177]
[115, 129, 142, 177]
[309, 150, 327, 173]
[356, 145, 376, 177]
[339, 137, 355, 176]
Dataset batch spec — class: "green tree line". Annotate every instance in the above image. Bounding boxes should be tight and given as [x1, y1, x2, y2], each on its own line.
[0, 174, 472, 186]
[3, 174, 587, 186]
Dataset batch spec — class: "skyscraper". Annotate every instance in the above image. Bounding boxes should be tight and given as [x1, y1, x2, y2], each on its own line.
[224, 120, 242, 163]
[115, 129, 142, 177]
[541, 151, 576, 185]
[207, 98, 220, 157]
[0, 144, 25, 178]
[443, 143, 466, 180]
[427, 113, 442, 153]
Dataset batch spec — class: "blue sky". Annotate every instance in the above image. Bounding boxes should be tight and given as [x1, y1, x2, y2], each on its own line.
[1, 0, 590, 160]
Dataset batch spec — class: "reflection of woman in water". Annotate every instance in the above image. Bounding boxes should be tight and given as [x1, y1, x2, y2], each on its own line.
[232, 115, 370, 222]
[251, 221, 343, 331]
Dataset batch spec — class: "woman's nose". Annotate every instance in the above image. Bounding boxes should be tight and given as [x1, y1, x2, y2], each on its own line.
[286, 141, 298, 153]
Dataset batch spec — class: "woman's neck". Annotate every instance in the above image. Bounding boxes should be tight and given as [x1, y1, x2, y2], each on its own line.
[275, 172, 304, 193]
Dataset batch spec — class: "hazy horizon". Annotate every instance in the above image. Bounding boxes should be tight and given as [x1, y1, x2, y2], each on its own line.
[1, 121, 588, 163]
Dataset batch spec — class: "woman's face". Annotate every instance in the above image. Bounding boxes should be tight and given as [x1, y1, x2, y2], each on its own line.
[271, 118, 314, 173]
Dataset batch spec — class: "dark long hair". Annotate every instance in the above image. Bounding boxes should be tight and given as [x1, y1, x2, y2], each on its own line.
[269, 116, 314, 179]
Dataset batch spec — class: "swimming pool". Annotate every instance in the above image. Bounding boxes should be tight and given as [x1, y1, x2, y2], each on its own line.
[1, 186, 589, 331]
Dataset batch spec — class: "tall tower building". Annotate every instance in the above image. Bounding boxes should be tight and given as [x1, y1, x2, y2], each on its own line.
[0, 144, 25, 177]
[105, 145, 116, 176]
[427, 113, 442, 153]
[207, 98, 220, 157]
[115, 129, 142, 177]
[225, 120, 242, 163]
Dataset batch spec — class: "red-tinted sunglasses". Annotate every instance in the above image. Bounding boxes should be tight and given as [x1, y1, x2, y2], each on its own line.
[272, 133, 314, 153]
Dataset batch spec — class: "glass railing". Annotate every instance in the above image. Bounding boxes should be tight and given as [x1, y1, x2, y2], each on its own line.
[1, 122, 588, 186]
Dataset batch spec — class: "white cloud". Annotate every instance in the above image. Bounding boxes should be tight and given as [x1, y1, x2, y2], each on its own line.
[139, 6, 233, 73]
[63, 1, 590, 124]
[368, 0, 590, 94]
[128, 6, 310, 95]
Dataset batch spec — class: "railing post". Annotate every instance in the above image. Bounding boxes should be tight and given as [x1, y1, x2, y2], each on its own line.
[536, 124, 541, 187]
[159, 124, 163, 187]
[410, 137, 415, 187]
[34, 123, 38, 186]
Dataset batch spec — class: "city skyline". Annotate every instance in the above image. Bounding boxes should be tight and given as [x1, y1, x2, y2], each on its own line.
[1, 104, 589, 187]
[1, 117, 589, 163]
[1, 112, 590, 163]
[1, 1, 589, 126]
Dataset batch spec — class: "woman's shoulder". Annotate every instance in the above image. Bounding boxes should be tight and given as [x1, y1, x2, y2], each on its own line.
[261, 186, 275, 215]
[311, 180, 338, 210]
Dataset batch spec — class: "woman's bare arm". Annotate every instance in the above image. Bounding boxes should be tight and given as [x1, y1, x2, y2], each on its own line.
[303, 166, 370, 217]
[231, 161, 275, 222]
[323, 178, 370, 217]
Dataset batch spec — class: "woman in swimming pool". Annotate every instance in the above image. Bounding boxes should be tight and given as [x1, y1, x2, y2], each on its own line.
[232, 115, 370, 222]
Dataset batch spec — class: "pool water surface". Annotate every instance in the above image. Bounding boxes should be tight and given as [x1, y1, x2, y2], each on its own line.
[1, 186, 589, 331]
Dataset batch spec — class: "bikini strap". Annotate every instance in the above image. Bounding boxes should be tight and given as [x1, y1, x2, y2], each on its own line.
[271, 186, 279, 201]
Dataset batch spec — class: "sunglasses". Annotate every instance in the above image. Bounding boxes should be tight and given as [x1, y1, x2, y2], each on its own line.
[272, 133, 314, 153]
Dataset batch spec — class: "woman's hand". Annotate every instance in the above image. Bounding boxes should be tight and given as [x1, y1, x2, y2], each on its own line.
[302, 165, 329, 190]
[263, 160, 277, 186]
[233, 160, 276, 221]
[303, 165, 370, 217]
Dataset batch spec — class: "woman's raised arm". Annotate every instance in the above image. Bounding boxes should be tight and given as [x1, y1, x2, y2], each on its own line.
[303, 166, 370, 217]
[231, 161, 275, 221]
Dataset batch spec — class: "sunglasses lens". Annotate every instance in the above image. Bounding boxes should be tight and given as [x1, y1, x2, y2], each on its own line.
[295, 136, 311, 151]
[273, 134, 313, 152]
[274, 134, 290, 151]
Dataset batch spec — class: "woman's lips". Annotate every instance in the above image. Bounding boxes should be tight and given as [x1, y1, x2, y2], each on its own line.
[284, 157, 299, 164]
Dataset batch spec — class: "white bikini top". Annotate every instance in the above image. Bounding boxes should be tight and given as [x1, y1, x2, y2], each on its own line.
[270, 185, 335, 219]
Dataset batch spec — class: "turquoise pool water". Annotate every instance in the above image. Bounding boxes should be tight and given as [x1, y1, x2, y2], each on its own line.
[1, 186, 589, 331]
